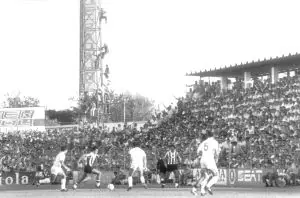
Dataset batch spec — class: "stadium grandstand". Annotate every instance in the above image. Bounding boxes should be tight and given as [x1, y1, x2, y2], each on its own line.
[185, 52, 300, 168]
[1, 52, 300, 189]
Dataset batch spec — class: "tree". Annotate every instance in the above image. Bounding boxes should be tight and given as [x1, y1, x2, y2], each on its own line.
[107, 90, 123, 122]
[46, 109, 78, 125]
[75, 90, 155, 123]
[3, 92, 40, 108]
[130, 94, 154, 122]
[108, 92, 155, 123]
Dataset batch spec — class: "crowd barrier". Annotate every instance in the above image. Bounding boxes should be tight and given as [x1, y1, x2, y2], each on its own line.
[0, 172, 34, 185]
[215, 168, 263, 187]
[0, 169, 266, 187]
[181, 168, 265, 187]
[0, 171, 114, 186]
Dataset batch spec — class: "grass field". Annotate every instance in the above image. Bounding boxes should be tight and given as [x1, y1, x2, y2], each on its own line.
[0, 186, 300, 198]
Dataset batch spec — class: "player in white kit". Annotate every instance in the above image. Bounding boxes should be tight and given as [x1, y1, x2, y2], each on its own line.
[192, 131, 220, 196]
[127, 141, 148, 191]
[50, 146, 71, 192]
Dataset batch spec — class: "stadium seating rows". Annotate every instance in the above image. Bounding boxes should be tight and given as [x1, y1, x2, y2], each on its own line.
[1, 75, 300, 172]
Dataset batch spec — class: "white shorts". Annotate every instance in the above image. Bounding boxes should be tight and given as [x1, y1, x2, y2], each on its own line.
[200, 160, 218, 175]
[51, 166, 65, 176]
[130, 163, 144, 174]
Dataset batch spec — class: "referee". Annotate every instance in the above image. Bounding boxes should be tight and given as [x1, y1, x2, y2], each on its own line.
[162, 145, 181, 188]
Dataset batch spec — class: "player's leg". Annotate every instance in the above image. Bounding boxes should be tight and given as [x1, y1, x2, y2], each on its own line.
[127, 163, 137, 191]
[127, 168, 135, 191]
[191, 169, 204, 196]
[162, 164, 172, 188]
[160, 171, 166, 184]
[33, 171, 42, 186]
[76, 172, 88, 184]
[35, 171, 50, 185]
[290, 173, 296, 185]
[161, 170, 168, 187]
[51, 174, 58, 184]
[205, 167, 219, 195]
[168, 164, 179, 187]
[200, 169, 210, 195]
[39, 176, 51, 185]
[72, 170, 79, 185]
[158, 163, 167, 187]
[138, 166, 147, 189]
[50, 166, 58, 184]
[199, 161, 211, 195]
[73, 169, 88, 190]
[191, 168, 207, 196]
[57, 168, 68, 191]
[92, 168, 102, 188]
[194, 169, 204, 187]
[174, 167, 180, 188]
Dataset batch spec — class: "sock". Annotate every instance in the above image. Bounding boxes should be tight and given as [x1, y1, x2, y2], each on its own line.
[175, 171, 179, 184]
[206, 175, 218, 188]
[96, 180, 100, 187]
[73, 171, 78, 183]
[128, 176, 133, 187]
[156, 174, 161, 184]
[192, 186, 197, 192]
[140, 176, 145, 184]
[61, 178, 66, 190]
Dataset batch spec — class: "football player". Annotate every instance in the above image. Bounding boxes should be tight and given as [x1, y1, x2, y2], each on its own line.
[127, 141, 148, 191]
[50, 146, 71, 192]
[192, 131, 220, 196]
[73, 146, 101, 189]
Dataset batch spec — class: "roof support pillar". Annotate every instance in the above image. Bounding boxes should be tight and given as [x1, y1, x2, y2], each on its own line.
[244, 71, 251, 89]
[220, 76, 228, 92]
[271, 67, 279, 84]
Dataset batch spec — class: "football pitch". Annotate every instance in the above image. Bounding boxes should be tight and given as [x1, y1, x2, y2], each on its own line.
[1, 186, 300, 198]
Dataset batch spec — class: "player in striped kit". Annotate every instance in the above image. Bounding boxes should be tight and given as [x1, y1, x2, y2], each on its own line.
[73, 146, 102, 190]
[50, 146, 71, 192]
[162, 145, 181, 188]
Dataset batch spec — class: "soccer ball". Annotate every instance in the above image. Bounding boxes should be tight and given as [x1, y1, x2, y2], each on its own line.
[107, 184, 114, 191]
[73, 184, 78, 190]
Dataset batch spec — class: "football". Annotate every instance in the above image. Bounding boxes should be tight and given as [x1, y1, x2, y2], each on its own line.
[107, 183, 114, 191]
[73, 184, 78, 190]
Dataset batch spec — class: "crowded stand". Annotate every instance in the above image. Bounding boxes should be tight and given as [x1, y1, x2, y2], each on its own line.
[1, 74, 300, 186]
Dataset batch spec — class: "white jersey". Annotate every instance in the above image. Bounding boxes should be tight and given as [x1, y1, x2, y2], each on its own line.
[197, 137, 220, 163]
[129, 147, 146, 165]
[53, 152, 66, 168]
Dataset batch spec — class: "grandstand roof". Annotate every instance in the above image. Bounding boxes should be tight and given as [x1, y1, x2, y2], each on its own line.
[187, 53, 300, 78]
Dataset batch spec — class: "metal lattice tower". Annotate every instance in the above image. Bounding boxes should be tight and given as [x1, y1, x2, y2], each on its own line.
[80, 0, 107, 95]
[80, 0, 109, 125]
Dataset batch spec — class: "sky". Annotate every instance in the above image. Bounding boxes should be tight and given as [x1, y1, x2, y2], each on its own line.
[0, 0, 300, 110]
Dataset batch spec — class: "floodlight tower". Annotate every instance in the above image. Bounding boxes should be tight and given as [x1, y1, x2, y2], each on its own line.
[79, 0, 108, 126]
